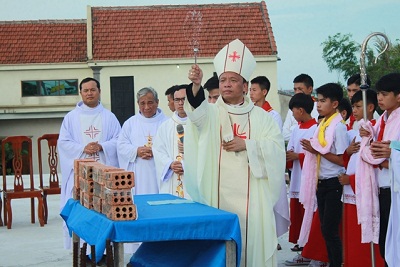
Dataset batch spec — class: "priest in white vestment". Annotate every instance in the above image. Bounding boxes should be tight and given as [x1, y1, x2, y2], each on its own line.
[118, 87, 167, 195]
[185, 39, 286, 267]
[59, 77, 121, 249]
[153, 87, 190, 198]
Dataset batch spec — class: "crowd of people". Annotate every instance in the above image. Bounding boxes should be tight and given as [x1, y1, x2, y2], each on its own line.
[58, 39, 400, 267]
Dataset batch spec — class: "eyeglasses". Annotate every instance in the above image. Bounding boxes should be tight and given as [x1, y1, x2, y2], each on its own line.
[174, 97, 186, 103]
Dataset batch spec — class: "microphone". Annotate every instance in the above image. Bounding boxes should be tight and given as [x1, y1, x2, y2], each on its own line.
[177, 124, 184, 143]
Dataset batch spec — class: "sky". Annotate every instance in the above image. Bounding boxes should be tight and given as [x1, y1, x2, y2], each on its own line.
[0, 0, 399, 90]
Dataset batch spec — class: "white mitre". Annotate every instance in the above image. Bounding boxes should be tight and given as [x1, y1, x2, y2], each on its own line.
[213, 39, 256, 81]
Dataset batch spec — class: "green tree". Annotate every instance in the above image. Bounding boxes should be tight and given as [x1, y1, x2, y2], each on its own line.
[321, 33, 400, 85]
[321, 33, 360, 80]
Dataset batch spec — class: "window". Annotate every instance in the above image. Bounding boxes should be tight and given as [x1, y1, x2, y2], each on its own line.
[21, 79, 79, 96]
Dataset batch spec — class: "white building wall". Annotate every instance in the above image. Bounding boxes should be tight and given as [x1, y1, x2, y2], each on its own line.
[0, 63, 91, 114]
[0, 56, 279, 174]
[95, 56, 280, 117]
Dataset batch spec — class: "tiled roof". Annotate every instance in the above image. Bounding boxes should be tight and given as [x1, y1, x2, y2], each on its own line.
[0, 1, 276, 64]
[91, 1, 277, 60]
[0, 20, 87, 64]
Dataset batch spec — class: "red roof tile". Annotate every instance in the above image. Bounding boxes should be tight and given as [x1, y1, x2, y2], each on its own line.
[92, 1, 277, 60]
[0, 1, 276, 64]
[0, 20, 87, 64]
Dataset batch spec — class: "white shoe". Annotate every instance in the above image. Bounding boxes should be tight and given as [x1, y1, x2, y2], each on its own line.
[308, 260, 330, 267]
[285, 254, 311, 266]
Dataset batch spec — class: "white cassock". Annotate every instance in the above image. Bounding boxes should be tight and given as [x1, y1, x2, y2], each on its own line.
[117, 108, 167, 195]
[342, 129, 358, 205]
[185, 96, 285, 267]
[153, 112, 191, 198]
[58, 101, 121, 249]
[386, 142, 400, 267]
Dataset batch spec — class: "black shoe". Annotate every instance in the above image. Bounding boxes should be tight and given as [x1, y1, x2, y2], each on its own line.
[290, 244, 303, 252]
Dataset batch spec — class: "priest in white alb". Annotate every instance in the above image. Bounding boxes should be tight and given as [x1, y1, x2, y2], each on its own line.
[184, 39, 286, 267]
[153, 86, 190, 198]
[117, 87, 167, 195]
[58, 77, 121, 249]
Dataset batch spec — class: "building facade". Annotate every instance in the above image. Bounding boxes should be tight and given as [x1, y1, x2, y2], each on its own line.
[0, 1, 279, 171]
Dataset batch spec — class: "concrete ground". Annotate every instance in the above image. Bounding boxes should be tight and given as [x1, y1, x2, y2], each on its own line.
[0, 194, 300, 267]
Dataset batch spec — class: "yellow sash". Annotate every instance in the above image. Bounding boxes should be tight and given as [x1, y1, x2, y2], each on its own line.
[316, 113, 339, 179]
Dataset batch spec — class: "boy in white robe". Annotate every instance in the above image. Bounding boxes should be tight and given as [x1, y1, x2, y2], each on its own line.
[185, 39, 285, 267]
[59, 77, 121, 249]
[359, 73, 400, 267]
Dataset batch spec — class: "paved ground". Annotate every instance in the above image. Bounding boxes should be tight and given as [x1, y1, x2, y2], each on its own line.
[0, 194, 299, 267]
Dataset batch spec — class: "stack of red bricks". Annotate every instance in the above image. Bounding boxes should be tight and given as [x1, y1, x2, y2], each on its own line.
[73, 159, 137, 221]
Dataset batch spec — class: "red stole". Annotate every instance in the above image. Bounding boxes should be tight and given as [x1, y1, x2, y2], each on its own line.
[347, 114, 356, 131]
[377, 116, 385, 141]
[261, 101, 273, 112]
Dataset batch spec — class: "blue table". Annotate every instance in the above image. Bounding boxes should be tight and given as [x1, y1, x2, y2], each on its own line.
[61, 194, 241, 267]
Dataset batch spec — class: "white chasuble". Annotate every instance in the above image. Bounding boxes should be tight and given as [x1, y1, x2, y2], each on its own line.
[185, 96, 286, 267]
[58, 101, 121, 250]
[219, 112, 251, 264]
[80, 112, 103, 162]
[117, 109, 167, 195]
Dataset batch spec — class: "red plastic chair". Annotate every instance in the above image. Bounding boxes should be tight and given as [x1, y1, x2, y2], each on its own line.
[1, 136, 44, 229]
[38, 134, 61, 224]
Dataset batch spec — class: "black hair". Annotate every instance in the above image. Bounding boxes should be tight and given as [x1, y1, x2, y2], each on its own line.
[351, 89, 378, 112]
[79, 77, 100, 91]
[288, 93, 314, 114]
[250, 76, 271, 91]
[177, 84, 188, 90]
[375, 73, 400, 95]
[316, 83, 343, 102]
[165, 85, 179, 97]
[337, 98, 352, 121]
[293, 74, 313, 88]
[204, 72, 219, 92]
[347, 73, 371, 87]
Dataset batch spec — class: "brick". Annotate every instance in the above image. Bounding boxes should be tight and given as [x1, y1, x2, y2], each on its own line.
[79, 161, 102, 180]
[74, 159, 96, 188]
[82, 192, 94, 210]
[80, 190, 84, 206]
[103, 188, 133, 206]
[104, 171, 134, 189]
[74, 158, 95, 175]
[92, 165, 120, 184]
[93, 195, 102, 213]
[79, 177, 94, 194]
[72, 186, 80, 201]
[74, 174, 80, 189]
[102, 204, 137, 221]
[93, 181, 103, 198]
